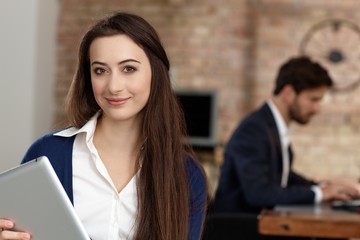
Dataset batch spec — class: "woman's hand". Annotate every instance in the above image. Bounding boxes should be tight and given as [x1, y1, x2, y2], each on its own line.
[0, 219, 31, 240]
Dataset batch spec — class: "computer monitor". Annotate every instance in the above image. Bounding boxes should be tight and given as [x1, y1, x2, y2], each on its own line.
[175, 89, 218, 148]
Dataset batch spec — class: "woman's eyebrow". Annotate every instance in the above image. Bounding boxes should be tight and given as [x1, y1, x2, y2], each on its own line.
[91, 61, 107, 66]
[118, 59, 141, 64]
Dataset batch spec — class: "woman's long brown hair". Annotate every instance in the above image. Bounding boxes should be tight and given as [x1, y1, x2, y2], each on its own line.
[66, 12, 206, 239]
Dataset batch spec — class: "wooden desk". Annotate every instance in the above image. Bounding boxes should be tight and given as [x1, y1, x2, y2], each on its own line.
[258, 204, 360, 239]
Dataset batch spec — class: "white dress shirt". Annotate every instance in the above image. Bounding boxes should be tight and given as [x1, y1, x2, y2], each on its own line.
[55, 114, 138, 240]
[267, 100, 290, 188]
[267, 100, 322, 203]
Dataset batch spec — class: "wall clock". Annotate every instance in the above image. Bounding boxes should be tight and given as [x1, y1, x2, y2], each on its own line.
[299, 19, 360, 92]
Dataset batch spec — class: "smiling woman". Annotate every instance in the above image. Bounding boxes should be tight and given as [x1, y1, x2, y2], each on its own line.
[0, 12, 208, 240]
[89, 35, 152, 125]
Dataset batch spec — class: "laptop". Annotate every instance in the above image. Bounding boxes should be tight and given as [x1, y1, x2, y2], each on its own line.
[0, 156, 89, 240]
[331, 199, 360, 213]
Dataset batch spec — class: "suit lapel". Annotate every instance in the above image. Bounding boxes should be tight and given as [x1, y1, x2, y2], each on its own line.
[260, 103, 283, 184]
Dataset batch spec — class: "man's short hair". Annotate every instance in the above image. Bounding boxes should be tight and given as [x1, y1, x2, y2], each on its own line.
[273, 56, 333, 95]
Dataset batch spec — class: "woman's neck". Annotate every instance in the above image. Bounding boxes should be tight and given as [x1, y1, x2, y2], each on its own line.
[94, 114, 143, 157]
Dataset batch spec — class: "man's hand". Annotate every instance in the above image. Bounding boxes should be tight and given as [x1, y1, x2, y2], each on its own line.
[320, 178, 360, 202]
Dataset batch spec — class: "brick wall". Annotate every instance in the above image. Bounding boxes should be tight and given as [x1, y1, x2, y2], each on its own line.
[56, 0, 360, 188]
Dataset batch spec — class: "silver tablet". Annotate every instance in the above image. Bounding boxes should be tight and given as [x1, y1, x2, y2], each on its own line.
[0, 156, 89, 240]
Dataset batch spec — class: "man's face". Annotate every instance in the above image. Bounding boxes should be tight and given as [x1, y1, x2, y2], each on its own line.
[288, 86, 328, 124]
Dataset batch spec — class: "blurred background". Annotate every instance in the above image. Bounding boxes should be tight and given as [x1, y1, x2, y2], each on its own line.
[0, 0, 57, 170]
[1, 0, 360, 196]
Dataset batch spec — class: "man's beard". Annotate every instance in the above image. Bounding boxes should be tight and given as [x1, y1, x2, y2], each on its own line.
[288, 101, 311, 125]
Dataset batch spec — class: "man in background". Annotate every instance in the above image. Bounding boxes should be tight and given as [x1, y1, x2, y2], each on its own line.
[213, 56, 359, 215]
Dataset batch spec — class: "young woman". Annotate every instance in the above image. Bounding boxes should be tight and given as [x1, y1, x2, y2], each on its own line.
[0, 12, 208, 240]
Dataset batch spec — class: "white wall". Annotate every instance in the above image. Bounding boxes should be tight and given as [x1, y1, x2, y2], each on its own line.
[0, 0, 58, 171]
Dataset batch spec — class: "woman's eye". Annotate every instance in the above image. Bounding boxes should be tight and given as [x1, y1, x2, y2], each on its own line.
[93, 68, 106, 75]
[123, 66, 136, 73]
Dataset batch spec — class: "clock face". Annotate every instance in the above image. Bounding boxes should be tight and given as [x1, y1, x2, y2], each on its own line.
[299, 19, 360, 92]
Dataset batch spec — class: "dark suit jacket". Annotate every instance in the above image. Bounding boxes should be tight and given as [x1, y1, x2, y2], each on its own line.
[213, 102, 316, 214]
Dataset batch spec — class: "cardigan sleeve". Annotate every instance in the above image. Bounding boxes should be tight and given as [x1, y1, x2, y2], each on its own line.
[187, 157, 208, 240]
[21, 132, 75, 203]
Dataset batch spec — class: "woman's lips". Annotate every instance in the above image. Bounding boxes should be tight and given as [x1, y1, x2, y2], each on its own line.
[105, 97, 130, 106]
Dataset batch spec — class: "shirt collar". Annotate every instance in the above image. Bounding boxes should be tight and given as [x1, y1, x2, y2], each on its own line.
[54, 113, 100, 142]
[54, 112, 144, 168]
[266, 100, 289, 138]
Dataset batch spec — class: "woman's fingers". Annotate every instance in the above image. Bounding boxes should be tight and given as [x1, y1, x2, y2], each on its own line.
[0, 220, 31, 240]
[0, 219, 13, 229]
[1, 230, 31, 240]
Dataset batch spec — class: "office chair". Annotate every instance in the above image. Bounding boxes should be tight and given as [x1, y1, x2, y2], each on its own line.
[201, 213, 268, 240]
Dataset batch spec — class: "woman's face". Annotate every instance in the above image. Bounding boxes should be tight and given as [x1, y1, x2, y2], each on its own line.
[89, 34, 152, 124]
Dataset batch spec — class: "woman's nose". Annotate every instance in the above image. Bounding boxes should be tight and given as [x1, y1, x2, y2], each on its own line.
[108, 74, 124, 93]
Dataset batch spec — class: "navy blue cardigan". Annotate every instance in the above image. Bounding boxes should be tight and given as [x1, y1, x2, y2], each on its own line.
[21, 132, 207, 240]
